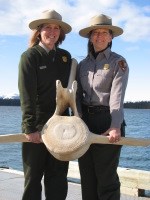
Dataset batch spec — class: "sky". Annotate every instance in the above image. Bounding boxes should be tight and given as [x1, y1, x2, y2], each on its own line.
[0, 0, 150, 102]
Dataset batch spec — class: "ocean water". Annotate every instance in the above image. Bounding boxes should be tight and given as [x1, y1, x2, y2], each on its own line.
[0, 106, 150, 172]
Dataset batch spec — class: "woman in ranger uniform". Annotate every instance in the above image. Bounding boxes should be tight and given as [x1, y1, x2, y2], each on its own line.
[76, 14, 129, 200]
[18, 10, 72, 200]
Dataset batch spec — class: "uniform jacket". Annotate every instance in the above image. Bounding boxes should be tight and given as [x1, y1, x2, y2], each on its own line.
[18, 45, 71, 133]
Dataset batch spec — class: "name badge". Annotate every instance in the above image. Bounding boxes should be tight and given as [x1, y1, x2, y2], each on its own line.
[39, 66, 47, 69]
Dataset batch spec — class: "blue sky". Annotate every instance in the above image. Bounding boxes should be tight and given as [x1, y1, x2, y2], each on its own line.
[0, 0, 150, 101]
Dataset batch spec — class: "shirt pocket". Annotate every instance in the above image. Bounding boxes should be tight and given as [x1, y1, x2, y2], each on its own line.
[95, 69, 113, 92]
[79, 70, 89, 89]
[97, 69, 113, 78]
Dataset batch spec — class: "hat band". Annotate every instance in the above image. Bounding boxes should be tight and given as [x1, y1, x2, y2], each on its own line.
[93, 23, 112, 26]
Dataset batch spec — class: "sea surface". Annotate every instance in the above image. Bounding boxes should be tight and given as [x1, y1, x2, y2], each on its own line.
[0, 106, 150, 172]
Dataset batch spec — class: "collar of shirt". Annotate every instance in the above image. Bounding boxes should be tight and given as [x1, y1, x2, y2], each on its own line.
[39, 42, 56, 54]
[90, 47, 111, 61]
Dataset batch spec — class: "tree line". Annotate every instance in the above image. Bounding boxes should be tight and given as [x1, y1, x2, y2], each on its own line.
[0, 99, 150, 109]
[0, 99, 20, 106]
[124, 101, 150, 109]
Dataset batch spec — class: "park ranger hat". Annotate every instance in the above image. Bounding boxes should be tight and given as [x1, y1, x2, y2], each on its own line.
[79, 14, 123, 38]
[29, 9, 72, 34]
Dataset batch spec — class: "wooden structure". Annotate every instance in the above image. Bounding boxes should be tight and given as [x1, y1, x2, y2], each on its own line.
[68, 161, 150, 197]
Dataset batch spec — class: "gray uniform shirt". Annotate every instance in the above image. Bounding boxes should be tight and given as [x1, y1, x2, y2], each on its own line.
[77, 47, 129, 128]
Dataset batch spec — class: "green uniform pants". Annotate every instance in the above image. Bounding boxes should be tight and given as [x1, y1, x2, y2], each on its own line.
[22, 143, 69, 200]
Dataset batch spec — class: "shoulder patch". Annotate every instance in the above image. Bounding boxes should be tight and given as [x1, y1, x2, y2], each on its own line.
[118, 60, 127, 71]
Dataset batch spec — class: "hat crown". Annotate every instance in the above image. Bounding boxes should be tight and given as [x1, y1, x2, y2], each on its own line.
[79, 13, 123, 38]
[90, 14, 112, 26]
[40, 10, 62, 21]
[29, 9, 71, 33]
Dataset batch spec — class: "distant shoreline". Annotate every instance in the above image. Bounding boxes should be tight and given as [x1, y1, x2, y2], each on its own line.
[0, 99, 150, 109]
[0, 99, 20, 106]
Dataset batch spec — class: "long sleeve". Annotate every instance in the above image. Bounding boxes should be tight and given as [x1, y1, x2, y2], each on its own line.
[109, 59, 129, 128]
[18, 50, 38, 133]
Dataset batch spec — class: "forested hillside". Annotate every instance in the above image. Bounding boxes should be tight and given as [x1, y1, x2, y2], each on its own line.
[0, 99, 150, 109]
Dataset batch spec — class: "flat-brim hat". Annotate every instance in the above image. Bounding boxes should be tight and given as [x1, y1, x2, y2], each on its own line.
[29, 9, 72, 34]
[79, 14, 123, 38]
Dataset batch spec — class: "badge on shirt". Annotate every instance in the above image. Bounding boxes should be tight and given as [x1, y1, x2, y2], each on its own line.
[62, 56, 67, 62]
[118, 60, 127, 71]
[103, 64, 109, 70]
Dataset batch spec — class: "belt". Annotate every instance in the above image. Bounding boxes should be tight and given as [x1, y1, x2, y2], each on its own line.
[82, 104, 110, 114]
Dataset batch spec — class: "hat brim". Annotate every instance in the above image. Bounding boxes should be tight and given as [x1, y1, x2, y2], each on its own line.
[29, 19, 72, 34]
[79, 25, 123, 38]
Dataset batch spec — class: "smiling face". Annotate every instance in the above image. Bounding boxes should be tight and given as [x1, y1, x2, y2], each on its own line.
[90, 28, 112, 52]
[40, 23, 61, 50]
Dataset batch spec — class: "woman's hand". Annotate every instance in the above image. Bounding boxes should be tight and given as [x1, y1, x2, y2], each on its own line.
[25, 131, 41, 143]
[102, 128, 121, 143]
